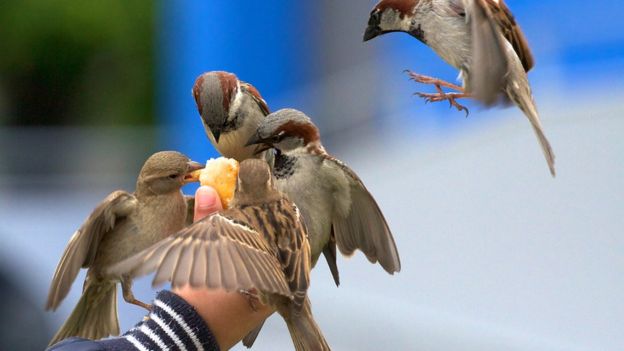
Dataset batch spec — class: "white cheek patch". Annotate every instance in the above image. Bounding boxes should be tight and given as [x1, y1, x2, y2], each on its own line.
[380, 9, 413, 32]
[228, 80, 243, 119]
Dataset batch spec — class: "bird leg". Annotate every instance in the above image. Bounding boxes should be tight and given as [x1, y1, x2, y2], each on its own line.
[405, 71, 470, 116]
[121, 276, 152, 311]
[239, 288, 260, 312]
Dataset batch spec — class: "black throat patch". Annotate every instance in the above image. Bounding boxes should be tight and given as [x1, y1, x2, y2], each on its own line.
[409, 23, 426, 44]
[273, 151, 296, 179]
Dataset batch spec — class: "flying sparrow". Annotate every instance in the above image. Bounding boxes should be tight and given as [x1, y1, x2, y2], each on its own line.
[246, 108, 401, 287]
[364, 0, 556, 176]
[193, 71, 271, 161]
[45, 151, 203, 346]
[109, 159, 331, 351]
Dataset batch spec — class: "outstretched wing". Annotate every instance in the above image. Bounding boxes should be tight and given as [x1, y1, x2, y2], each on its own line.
[228, 199, 311, 310]
[325, 156, 401, 274]
[463, 0, 534, 105]
[46, 190, 137, 310]
[109, 211, 291, 298]
[463, 0, 509, 105]
[483, 0, 534, 72]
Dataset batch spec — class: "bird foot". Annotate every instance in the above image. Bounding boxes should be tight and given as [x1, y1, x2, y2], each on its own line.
[405, 71, 464, 92]
[405, 70, 470, 116]
[239, 289, 260, 312]
[121, 277, 153, 311]
[128, 299, 153, 312]
[415, 92, 470, 116]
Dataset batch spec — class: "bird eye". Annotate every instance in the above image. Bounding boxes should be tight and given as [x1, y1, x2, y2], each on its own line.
[272, 131, 286, 143]
[168, 174, 179, 179]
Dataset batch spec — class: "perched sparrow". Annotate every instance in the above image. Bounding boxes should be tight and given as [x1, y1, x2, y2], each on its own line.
[246, 108, 401, 287]
[193, 71, 270, 161]
[46, 151, 203, 346]
[109, 159, 330, 351]
[364, 0, 556, 176]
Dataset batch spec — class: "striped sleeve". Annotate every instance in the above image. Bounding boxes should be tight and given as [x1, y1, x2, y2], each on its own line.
[47, 290, 220, 351]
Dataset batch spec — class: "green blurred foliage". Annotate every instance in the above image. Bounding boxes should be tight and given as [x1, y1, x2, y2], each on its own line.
[0, 0, 155, 126]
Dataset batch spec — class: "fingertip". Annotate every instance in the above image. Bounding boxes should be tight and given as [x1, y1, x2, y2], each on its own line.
[194, 186, 222, 221]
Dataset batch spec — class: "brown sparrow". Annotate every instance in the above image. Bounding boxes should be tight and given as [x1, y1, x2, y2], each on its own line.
[193, 71, 270, 161]
[246, 108, 401, 287]
[364, 0, 556, 176]
[46, 151, 203, 345]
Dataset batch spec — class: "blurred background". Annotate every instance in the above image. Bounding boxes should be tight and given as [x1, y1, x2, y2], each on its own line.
[0, 0, 622, 350]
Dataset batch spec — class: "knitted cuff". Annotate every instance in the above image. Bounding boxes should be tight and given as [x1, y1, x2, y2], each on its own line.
[100, 290, 220, 351]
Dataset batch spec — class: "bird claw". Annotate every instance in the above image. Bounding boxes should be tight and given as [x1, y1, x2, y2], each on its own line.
[406, 69, 469, 115]
[405, 71, 465, 92]
[239, 289, 260, 312]
[415, 92, 470, 116]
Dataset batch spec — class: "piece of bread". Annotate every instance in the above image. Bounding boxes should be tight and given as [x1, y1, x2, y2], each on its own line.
[189, 157, 239, 209]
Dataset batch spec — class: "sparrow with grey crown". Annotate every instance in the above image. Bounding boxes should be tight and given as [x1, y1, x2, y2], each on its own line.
[193, 71, 270, 161]
[246, 108, 401, 287]
[109, 159, 331, 351]
[46, 151, 203, 346]
[364, 0, 556, 176]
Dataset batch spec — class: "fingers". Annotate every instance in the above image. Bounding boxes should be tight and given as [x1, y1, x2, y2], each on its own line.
[193, 186, 223, 222]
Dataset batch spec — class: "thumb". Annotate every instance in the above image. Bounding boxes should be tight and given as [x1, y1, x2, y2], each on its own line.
[193, 186, 223, 222]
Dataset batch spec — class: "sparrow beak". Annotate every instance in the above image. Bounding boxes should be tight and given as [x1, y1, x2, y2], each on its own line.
[363, 25, 382, 42]
[364, 10, 382, 42]
[184, 161, 204, 184]
[244, 133, 264, 147]
[245, 133, 273, 155]
[212, 129, 221, 143]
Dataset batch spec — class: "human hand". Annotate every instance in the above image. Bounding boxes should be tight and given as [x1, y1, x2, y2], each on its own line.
[174, 186, 274, 350]
[193, 185, 224, 221]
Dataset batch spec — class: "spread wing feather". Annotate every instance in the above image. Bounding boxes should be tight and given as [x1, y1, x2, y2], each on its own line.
[46, 191, 137, 311]
[463, 0, 534, 105]
[324, 156, 401, 274]
[108, 212, 291, 298]
[483, 0, 534, 72]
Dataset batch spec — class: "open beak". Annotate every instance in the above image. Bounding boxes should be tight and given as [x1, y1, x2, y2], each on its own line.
[245, 133, 274, 156]
[184, 161, 204, 184]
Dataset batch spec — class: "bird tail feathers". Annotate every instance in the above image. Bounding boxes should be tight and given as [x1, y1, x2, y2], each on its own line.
[48, 280, 119, 347]
[285, 298, 331, 351]
[510, 85, 556, 177]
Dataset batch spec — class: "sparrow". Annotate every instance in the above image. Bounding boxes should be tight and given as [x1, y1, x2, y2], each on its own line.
[193, 71, 271, 161]
[109, 159, 331, 351]
[245, 108, 401, 287]
[46, 151, 203, 346]
[364, 0, 556, 176]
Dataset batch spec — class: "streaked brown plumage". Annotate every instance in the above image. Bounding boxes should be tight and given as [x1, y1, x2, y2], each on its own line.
[46, 151, 203, 346]
[110, 159, 330, 351]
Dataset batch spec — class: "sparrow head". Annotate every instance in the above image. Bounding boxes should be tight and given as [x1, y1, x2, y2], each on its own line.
[245, 108, 320, 154]
[193, 71, 269, 144]
[234, 159, 280, 205]
[364, 0, 421, 42]
[137, 151, 203, 195]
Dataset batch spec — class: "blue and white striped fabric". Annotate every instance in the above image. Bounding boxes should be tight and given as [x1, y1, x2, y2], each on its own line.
[47, 291, 219, 351]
